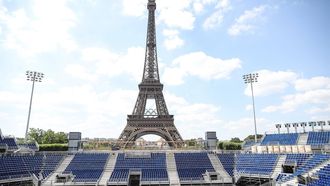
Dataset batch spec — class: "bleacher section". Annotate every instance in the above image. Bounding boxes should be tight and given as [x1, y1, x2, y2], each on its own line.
[285, 154, 312, 168]
[174, 152, 214, 181]
[236, 154, 278, 176]
[65, 153, 109, 182]
[0, 137, 18, 150]
[109, 153, 168, 182]
[308, 164, 330, 186]
[217, 153, 235, 176]
[278, 154, 330, 183]
[261, 133, 299, 145]
[307, 131, 330, 145]
[0, 154, 64, 181]
[18, 143, 39, 151]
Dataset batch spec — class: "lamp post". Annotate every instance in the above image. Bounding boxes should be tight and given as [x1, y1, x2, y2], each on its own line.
[243, 73, 259, 143]
[308, 121, 316, 132]
[292, 123, 299, 133]
[25, 71, 44, 141]
[275, 124, 281, 134]
[317, 121, 326, 131]
[284, 123, 291, 134]
[300, 122, 307, 133]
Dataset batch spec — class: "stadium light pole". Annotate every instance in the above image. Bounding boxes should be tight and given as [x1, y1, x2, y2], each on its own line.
[275, 124, 281, 134]
[25, 71, 44, 141]
[243, 73, 259, 143]
[284, 123, 291, 134]
[300, 122, 307, 133]
[308, 121, 316, 132]
[292, 123, 299, 133]
[317, 121, 326, 131]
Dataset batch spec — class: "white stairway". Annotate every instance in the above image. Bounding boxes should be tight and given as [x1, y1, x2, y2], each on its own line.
[297, 133, 308, 145]
[207, 153, 232, 183]
[43, 154, 75, 185]
[272, 154, 286, 179]
[166, 152, 180, 186]
[98, 153, 118, 186]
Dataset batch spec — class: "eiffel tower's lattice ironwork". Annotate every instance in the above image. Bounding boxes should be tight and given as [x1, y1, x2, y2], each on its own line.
[117, 0, 183, 148]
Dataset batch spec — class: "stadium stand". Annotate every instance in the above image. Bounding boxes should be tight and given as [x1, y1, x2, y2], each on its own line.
[174, 152, 215, 181]
[18, 143, 39, 151]
[64, 153, 109, 182]
[110, 152, 168, 182]
[217, 153, 235, 176]
[278, 154, 330, 183]
[0, 137, 18, 150]
[261, 133, 299, 145]
[0, 154, 64, 181]
[285, 154, 313, 168]
[307, 164, 330, 186]
[307, 131, 330, 145]
[236, 154, 278, 175]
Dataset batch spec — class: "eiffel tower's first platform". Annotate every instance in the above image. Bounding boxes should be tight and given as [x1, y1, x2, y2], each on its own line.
[117, 0, 183, 148]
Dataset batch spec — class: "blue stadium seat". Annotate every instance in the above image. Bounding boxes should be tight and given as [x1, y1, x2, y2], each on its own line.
[174, 152, 214, 181]
[307, 131, 330, 145]
[307, 164, 330, 186]
[236, 154, 278, 175]
[65, 153, 109, 182]
[0, 137, 18, 150]
[110, 153, 168, 182]
[0, 154, 64, 180]
[217, 153, 235, 176]
[261, 133, 298, 146]
[279, 154, 330, 183]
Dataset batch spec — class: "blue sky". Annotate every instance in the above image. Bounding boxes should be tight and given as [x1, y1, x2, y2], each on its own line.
[0, 0, 329, 141]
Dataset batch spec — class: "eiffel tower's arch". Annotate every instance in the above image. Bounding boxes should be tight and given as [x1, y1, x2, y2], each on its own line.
[120, 128, 176, 148]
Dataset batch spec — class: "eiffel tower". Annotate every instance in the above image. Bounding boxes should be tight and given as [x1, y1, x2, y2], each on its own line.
[117, 0, 183, 148]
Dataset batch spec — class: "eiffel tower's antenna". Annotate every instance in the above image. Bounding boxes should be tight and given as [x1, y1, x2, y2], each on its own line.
[142, 0, 159, 83]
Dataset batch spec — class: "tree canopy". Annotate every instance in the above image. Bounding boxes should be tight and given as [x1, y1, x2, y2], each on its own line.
[28, 128, 68, 144]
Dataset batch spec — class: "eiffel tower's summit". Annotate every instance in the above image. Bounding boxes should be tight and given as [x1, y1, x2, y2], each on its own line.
[117, 0, 183, 148]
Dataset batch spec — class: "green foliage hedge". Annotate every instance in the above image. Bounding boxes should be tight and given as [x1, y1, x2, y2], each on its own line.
[39, 144, 68, 151]
[218, 141, 242, 150]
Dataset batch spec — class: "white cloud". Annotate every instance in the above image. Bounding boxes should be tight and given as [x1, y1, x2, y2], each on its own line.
[122, 0, 146, 17]
[81, 47, 145, 82]
[244, 70, 298, 97]
[65, 64, 97, 81]
[295, 76, 330, 92]
[0, 0, 77, 57]
[228, 5, 267, 36]
[203, 0, 231, 30]
[163, 51, 241, 85]
[245, 104, 253, 111]
[163, 29, 184, 50]
[263, 89, 330, 113]
[121, 0, 195, 30]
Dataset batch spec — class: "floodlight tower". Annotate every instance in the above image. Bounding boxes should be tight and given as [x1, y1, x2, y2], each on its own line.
[284, 123, 291, 134]
[292, 123, 299, 133]
[275, 124, 281, 134]
[309, 121, 316, 132]
[25, 71, 44, 141]
[243, 73, 259, 143]
[300, 122, 307, 133]
[317, 121, 326, 131]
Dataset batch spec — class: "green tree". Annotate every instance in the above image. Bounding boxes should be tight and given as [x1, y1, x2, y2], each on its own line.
[28, 128, 45, 144]
[55, 132, 68, 143]
[42, 129, 56, 144]
[244, 134, 263, 141]
[230, 137, 242, 143]
[218, 141, 224, 149]
[28, 128, 68, 144]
